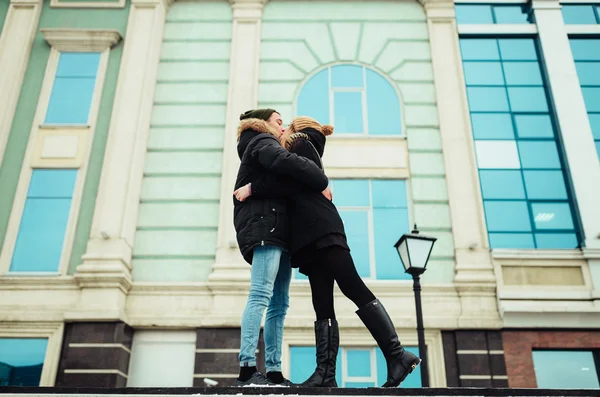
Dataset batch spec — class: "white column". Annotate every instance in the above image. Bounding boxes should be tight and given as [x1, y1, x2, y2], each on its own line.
[67, 0, 169, 321]
[533, 0, 600, 250]
[421, 0, 500, 327]
[0, 0, 43, 166]
[533, 0, 600, 306]
[208, 0, 265, 284]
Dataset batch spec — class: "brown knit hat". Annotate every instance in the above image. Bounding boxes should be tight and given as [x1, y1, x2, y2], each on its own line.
[282, 116, 333, 149]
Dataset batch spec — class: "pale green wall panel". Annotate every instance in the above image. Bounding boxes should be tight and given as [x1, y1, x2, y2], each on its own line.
[141, 177, 221, 201]
[330, 22, 362, 61]
[158, 61, 230, 83]
[411, 178, 449, 202]
[161, 42, 231, 61]
[422, 260, 456, 283]
[59, 0, 121, 3]
[409, 153, 446, 176]
[151, 105, 226, 126]
[262, 22, 336, 65]
[132, 259, 214, 282]
[258, 82, 298, 104]
[406, 128, 442, 151]
[263, 1, 426, 22]
[427, 231, 455, 260]
[144, 152, 222, 175]
[414, 204, 452, 230]
[0, 0, 10, 33]
[405, 105, 439, 127]
[358, 24, 429, 65]
[163, 22, 232, 40]
[390, 61, 434, 82]
[376, 41, 431, 73]
[260, 62, 305, 82]
[133, 1, 231, 282]
[396, 83, 436, 105]
[154, 83, 228, 105]
[134, 230, 217, 257]
[148, 128, 224, 151]
[138, 203, 219, 228]
[261, 42, 319, 73]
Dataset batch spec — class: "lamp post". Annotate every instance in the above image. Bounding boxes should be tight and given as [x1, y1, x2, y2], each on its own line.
[394, 225, 437, 388]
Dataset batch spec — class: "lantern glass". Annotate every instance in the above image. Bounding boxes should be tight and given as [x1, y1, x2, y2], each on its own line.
[406, 237, 435, 270]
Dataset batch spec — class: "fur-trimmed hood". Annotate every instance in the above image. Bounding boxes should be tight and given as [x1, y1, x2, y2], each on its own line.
[237, 118, 280, 141]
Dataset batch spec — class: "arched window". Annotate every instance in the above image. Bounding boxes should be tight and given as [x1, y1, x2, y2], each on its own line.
[296, 65, 402, 136]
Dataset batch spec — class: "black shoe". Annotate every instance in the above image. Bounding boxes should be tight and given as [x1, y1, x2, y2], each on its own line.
[266, 372, 294, 387]
[236, 371, 270, 386]
[300, 318, 339, 387]
[356, 299, 421, 388]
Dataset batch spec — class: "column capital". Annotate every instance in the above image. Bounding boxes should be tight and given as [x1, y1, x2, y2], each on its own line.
[531, 0, 562, 11]
[419, 0, 456, 21]
[10, 0, 43, 5]
[131, 0, 173, 8]
[230, 0, 267, 20]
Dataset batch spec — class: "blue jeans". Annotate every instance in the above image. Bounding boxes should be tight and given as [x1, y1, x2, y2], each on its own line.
[239, 245, 292, 373]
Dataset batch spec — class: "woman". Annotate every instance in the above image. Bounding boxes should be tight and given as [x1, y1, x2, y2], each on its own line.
[233, 109, 330, 386]
[235, 116, 421, 388]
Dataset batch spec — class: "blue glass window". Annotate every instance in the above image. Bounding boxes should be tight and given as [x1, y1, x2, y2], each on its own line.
[455, 4, 530, 24]
[533, 350, 600, 388]
[571, 39, 600, 161]
[10, 170, 78, 272]
[297, 65, 401, 135]
[331, 180, 410, 280]
[0, 338, 48, 386]
[562, 5, 599, 25]
[45, 52, 100, 125]
[290, 346, 421, 388]
[461, 38, 579, 249]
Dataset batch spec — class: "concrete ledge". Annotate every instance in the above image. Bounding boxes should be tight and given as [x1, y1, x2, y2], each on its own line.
[0, 388, 598, 396]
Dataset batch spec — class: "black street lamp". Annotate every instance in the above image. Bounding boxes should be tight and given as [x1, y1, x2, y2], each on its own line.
[394, 225, 437, 388]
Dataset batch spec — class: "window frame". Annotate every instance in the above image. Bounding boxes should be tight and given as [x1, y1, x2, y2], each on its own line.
[293, 62, 404, 138]
[0, 323, 64, 386]
[532, 348, 600, 388]
[0, 30, 119, 276]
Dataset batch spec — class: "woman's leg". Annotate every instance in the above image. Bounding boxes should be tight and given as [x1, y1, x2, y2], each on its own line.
[238, 246, 282, 384]
[263, 251, 292, 380]
[320, 246, 375, 308]
[308, 267, 335, 320]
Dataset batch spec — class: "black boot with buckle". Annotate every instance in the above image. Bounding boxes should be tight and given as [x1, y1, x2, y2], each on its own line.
[300, 318, 339, 387]
[356, 299, 421, 387]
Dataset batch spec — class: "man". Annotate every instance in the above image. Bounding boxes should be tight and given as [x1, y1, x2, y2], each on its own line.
[233, 109, 330, 386]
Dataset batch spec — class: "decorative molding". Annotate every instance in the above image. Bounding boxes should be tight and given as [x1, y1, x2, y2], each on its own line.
[0, 322, 64, 386]
[41, 28, 122, 51]
[492, 249, 585, 261]
[583, 248, 600, 259]
[531, 0, 562, 11]
[73, 263, 133, 294]
[9, 0, 42, 6]
[50, 0, 126, 9]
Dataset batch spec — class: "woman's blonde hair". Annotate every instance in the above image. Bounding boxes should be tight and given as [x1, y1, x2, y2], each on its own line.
[281, 116, 334, 149]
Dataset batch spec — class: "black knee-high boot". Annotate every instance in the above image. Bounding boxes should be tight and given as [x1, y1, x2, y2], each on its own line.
[301, 319, 339, 387]
[356, 299, 421, 387]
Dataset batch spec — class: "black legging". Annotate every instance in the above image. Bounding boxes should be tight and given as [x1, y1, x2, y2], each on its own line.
[307, 245, 376, 320]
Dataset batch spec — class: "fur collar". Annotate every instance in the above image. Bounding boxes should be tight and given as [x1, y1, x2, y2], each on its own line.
[237, 118, 280, 140]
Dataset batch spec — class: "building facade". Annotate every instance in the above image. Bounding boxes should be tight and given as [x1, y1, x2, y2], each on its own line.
[0, 0, 599, 390]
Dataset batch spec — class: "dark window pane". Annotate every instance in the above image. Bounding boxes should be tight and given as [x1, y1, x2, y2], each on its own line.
[489, 232, 535, 249]
[582, 87, 600, 112]
[523, 170, 568, 200]
[570, 39, 600, 61]
[503, 61, 543, 85]
[484, 201, 532, 232]
[514, 115, 554, 138]
[508, 87, 548, 112]
[479, 170, 525, 199]
[562, 5, 598, 25]
[493, 6, 530, 24]
[467, 87, 509, 111]
[534, 234, 579, 249]
[460, 39, 500, 61]
[531, 202, 575, 230]
[471, 113, 515, 139]
[575, 62, 600, 85]
[518, 141, 561, 169]
[499, 39, 538, 61]
[0, 338, 48, 386]
[331, 65, 363, 88]
[455, 5, 494, 24]
[463, 61, 504, 85]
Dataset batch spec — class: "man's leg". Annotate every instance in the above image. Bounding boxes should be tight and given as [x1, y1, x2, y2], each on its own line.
[238, 246, 282, 383]
[264, 250, 292, 381]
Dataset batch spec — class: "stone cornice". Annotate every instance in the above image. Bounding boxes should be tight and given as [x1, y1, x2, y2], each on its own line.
[531, 0, 561, 11]
[41, 28, 122, 52]
[418, 0, 456, 21]
[10, 0, 42, 6]
[132, 0, 173, 8]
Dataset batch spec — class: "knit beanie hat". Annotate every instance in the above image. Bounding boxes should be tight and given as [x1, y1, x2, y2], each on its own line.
[239, 108, 278, 122]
